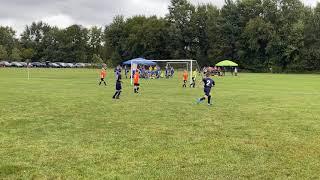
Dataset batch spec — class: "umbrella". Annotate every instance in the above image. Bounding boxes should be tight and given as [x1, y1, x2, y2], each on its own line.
[216, 60, 238, 67]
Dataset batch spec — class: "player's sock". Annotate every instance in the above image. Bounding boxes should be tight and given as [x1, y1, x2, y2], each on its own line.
[200, 97, 206, 101]
[104, 81, 107, 86]
[99, 81, 101, 85]
[116, 91, 121, 99]
[208, 95, 212, 104]
[112, 92, 117, 99]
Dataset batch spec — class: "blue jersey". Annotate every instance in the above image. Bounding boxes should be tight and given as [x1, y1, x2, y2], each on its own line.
[203, 77, 215, 89]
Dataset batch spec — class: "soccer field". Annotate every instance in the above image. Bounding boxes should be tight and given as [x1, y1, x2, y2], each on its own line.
[0, 68, 320, 179]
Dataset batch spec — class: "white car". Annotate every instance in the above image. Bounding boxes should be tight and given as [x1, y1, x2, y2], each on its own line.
[75, 63, 86, 68]
[0, 61, 11, 67]
[57, 62, 67, 68]
[11, 62, 23, 67]
[66, 63, 75, 68]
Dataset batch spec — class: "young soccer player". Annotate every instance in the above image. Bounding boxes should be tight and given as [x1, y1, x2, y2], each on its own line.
[190, 70, 197, 88]
[99, 65, 107, 86]
[124, 65, 129, 79]
[171, 67, 175, 77]
[112, 74, 122, 99]
[134, 70, 140, 93]
[182, 70, 188, 88]
[197, 73, 215, 106]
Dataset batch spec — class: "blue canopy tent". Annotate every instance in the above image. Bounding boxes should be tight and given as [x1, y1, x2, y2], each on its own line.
[122, 58, 156, 66]
[123, 58, 157, 85]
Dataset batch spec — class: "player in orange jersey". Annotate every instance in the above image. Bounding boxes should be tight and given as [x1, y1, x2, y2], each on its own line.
[134, 70, 140, 93]
[99, 64, 107, 86]
[182, 70, 188, 88]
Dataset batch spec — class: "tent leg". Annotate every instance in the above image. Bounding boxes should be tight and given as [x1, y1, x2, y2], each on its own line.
[131, 62, 133, 85]
[190, 60, 193, 84]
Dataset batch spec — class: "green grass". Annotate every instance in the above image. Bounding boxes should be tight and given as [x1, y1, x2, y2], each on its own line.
[0, 68, 320, 179]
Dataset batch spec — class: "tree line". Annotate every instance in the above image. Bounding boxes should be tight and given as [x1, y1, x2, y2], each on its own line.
[0, 0, 319, 72]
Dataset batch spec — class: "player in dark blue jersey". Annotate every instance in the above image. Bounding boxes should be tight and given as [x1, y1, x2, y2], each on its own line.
[112, 74, 122, 99]
[197, 73, 215, 105]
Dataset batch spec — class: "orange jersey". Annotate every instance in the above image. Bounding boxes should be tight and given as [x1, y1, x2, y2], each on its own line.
[134, 73, 140, 84]
[100, 69, 106, 78]
[183, 72, 188, 80]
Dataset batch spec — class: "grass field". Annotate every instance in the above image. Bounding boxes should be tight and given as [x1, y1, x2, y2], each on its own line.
[0, 68, 320, 179]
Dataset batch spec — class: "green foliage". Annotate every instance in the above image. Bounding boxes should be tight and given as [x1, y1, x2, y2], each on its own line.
[92, 54, 103, 64]
[21, 48, 34, 60]
[0, 45, 8, 60]
[10, 47, 22, 61]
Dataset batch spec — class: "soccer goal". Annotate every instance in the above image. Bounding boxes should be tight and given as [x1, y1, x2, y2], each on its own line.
[152, 59, 201, 83]
[127, 59, 201, 85]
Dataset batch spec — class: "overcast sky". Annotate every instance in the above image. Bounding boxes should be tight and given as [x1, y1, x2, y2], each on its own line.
[0, 0, 318, 35]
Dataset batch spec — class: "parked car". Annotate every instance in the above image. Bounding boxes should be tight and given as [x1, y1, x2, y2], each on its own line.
[11, 62, 23, 67]
[49, 63, 60, 68]
[4, 61, 12, 67]
[57, 62, 67, 68]
[19, 62, 28, 67]
[31, 62, 45, 67]
[66, 63, 75, 68]
[0, 61, 11, 67]
[75, 63, 86, 68]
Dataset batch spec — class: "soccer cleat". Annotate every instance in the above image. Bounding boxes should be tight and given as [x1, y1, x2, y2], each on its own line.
[196, 98, 202, 104]
[208, 103, 213, 106]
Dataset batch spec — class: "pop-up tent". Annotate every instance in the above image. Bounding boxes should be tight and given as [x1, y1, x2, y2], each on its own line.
[123, 58, 156, 66]
[216, 60, 238, 67]
[123, 58, 157, 85]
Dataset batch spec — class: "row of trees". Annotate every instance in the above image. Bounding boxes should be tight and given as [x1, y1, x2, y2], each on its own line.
[1, 0, 320, 72]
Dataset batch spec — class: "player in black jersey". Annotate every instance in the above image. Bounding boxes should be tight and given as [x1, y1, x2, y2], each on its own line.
[112, 74, 122, 99]
[197, 73, 215, 106]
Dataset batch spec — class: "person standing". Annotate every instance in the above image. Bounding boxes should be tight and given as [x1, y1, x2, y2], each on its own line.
[99, 64, 107, 86]
[190, 70, 197, 88]
[134, 70, 140, 93]
[112, 74, 122, 99]
[182, 70, 188, 88]
[124, 65, 129, 79]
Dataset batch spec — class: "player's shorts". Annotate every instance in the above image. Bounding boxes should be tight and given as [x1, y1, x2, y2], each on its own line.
[116, 83, 122, 91]
[184, 80, 187, 83]
[101, 78, 105, 81]
[134, 83, 140, 86]
[204, 88, 211, 96]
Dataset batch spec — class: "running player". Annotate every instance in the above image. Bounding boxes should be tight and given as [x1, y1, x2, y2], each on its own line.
[197, 73, 215, 106]
[134, 70, 140, 93]
[182, 70, 188, 88]
[112, 74, 122, 99]
[99, 64, 107, 86]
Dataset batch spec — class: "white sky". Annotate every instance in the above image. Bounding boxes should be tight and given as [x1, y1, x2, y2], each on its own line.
[0, 0, 318, 35]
